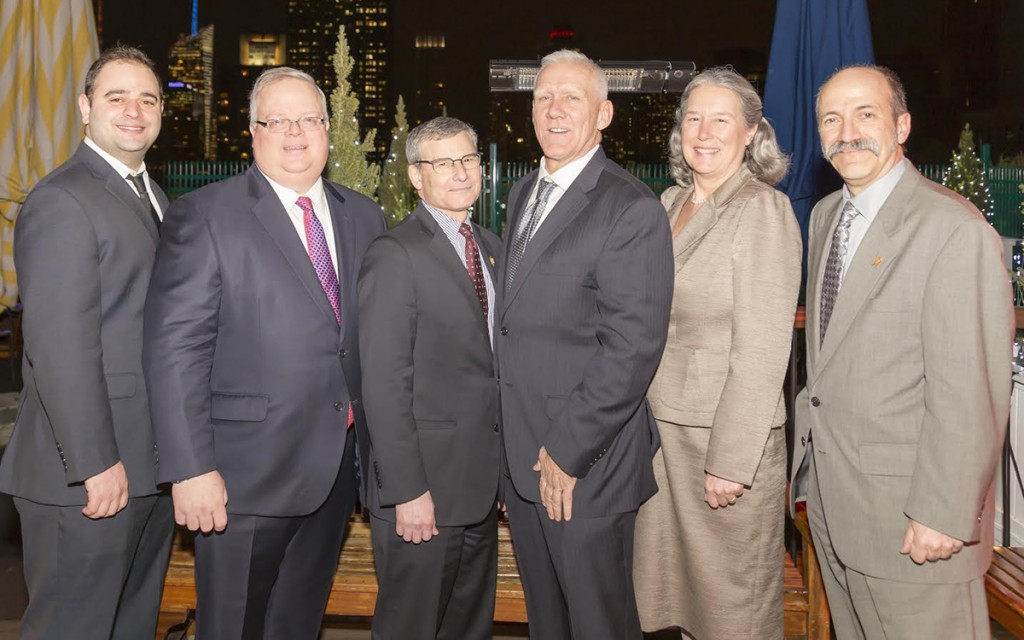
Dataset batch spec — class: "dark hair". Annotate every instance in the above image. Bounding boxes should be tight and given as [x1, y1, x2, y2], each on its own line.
[83, 45, 161, 100]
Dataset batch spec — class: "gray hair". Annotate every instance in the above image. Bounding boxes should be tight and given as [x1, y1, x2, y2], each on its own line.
[668, 66, 789, 188]
[406, 117, 478, 164]
[249, 67, 328, 124]
[539, 49, 608, 101]
[815, 64, 909, 123]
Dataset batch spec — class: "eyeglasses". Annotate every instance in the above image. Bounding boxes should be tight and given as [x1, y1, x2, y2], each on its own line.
[254, 116, 326, 133]
[413, 153, 483, 174]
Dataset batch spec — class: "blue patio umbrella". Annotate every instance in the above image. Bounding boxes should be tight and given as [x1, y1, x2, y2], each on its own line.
[763, 0, 874, 269]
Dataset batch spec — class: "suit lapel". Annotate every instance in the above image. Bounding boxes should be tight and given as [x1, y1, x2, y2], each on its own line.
[77, 144, 160, 245]
[813, 168, 916, 377]
[325, 182, 356, 343]
[415, 208, 491, 341]
[248, 169, 339, 328]
[503, 153, 606, 311]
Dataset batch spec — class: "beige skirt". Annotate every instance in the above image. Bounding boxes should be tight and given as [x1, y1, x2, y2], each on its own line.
[634, 421, 786, 640]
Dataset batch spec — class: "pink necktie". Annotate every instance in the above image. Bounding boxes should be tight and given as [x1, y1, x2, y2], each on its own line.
[296, 196, 353, 428]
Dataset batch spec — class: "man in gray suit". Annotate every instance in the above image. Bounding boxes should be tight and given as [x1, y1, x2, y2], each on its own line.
[0, 46, 173, 639]
[497, 50, 673, 640]
[792, 65, 1013, 638]
[143, 67, 385, 639]
[358, 116, 502, 640]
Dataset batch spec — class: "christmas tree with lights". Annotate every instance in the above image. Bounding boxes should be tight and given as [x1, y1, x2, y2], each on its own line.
[942, 123, 993, 218]
[379, 95, 416, 227]
[327, 25, 380, 199]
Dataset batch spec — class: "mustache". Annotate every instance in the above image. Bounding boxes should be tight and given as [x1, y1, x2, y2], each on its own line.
[823, 138, 881, 160]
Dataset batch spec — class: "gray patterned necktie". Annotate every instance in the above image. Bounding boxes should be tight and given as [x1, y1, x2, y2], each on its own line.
[505, 178, 557, 291]
[819, 200, 858, 346]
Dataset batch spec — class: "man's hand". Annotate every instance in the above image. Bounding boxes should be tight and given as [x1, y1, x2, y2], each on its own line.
[395, 491, 439, 544]
[533, 446, 577, 522]
[82, 461, 129, 519]
[704, 473, 745, 509]
[900, 519, 964, 564]
[171, 470, 228, 533]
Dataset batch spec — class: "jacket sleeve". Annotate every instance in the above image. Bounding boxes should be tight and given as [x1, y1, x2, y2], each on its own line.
[15, 186, 119, 483]
[705, 189, 802, 485]
[142, 195, 222, 483]
[905, 215, 1013, 542]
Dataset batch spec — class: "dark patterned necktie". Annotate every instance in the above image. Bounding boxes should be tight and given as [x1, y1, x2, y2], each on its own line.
[505, 177, 557, 291]
[126, 173, 161, 232]
[459, 223, 488, 320]
[819, 201, 859, 346]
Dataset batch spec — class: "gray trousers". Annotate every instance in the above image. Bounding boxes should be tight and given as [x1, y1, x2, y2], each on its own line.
[806, 452, 991, 640]
[14, 493, 174, 640]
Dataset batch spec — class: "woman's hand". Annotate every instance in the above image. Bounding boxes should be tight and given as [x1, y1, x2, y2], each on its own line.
[704, 473, 745, 509]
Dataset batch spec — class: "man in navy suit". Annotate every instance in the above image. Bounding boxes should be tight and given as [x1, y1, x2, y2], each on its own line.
[144, 67, 385, 639]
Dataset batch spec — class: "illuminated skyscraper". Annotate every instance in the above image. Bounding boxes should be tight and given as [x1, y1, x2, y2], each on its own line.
[165, 25, 216, 160]
[287, 0, 390, 158]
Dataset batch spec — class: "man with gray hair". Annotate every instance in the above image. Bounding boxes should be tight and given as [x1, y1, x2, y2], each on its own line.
[144, 66, 385, 638]
[792, 64, 1012, 638]
[358, 116, 502, 639]
[496, 49, 673, 639]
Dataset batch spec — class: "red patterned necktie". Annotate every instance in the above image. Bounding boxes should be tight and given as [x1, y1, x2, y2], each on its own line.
[458, 222, 488, 320]
[296, 196, 353, 428]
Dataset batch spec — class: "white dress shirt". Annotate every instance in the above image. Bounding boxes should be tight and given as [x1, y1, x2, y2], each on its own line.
[260, 171, 339, 276]
[84, 136, 163, 219]
[518, 144, 602, 239]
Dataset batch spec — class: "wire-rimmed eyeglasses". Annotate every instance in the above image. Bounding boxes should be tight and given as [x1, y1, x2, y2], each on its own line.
[413, 153, 483, 174]
[254, 116, 326, 133]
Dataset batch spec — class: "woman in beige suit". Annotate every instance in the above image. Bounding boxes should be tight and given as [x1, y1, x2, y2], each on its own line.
[634, 67, 801, 640]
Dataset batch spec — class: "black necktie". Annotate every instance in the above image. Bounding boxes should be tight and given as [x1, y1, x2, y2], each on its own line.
[126, 173, 161, 232]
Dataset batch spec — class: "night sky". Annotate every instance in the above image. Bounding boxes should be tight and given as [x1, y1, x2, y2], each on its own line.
[95, 0, 1021, 164]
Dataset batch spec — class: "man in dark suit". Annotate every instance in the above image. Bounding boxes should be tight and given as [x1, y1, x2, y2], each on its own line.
[496, 49, 674, 640]
[0, 46, 173, 640]
[358, 116, 502, 640]
[143, 67, 385, 639]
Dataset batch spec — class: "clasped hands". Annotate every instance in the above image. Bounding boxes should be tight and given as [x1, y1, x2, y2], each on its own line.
[534, 446, 577, 521]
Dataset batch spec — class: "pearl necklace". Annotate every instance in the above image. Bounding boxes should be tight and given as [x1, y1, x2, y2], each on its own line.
[691, 193, 707, 205]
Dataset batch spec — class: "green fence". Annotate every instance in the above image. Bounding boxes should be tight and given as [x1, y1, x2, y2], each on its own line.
[919, 145, 1024, 238]
[162, 146, 1024, 239]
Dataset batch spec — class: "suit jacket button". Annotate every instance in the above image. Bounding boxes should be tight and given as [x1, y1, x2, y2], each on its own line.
[493, 423, 499, 433]
[339, 349, 347, 358]
[333, 402, 344, 411]
[800, 436, 807, 446]
[500, 327, 508, 336]
[810, 397, 821, 407]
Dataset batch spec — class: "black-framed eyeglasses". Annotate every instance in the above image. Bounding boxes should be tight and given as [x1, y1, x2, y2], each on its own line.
[254, 116, 326, 133]
[413, 152, 483, 174]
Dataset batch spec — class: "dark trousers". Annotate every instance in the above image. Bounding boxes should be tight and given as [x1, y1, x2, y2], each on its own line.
[369, 506, 498, 640]
[193, 435, 358, 640]
[504, 486, 642, 640]
[14, 492, 174, 640]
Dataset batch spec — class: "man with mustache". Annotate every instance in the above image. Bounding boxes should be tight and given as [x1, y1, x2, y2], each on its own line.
[791, 65, 1013, 638]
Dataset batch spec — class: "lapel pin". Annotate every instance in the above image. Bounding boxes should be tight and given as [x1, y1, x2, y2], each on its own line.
[872, 256, 883, 266]
[489, 255, 496, 267]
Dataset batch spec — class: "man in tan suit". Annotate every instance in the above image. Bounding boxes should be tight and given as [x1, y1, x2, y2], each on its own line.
[791, 65, 1013, 639]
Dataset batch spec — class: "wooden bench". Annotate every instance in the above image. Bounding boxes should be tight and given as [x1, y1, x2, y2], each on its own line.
[158, 511, 829, 639]
[986, 546, 1024, 638]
